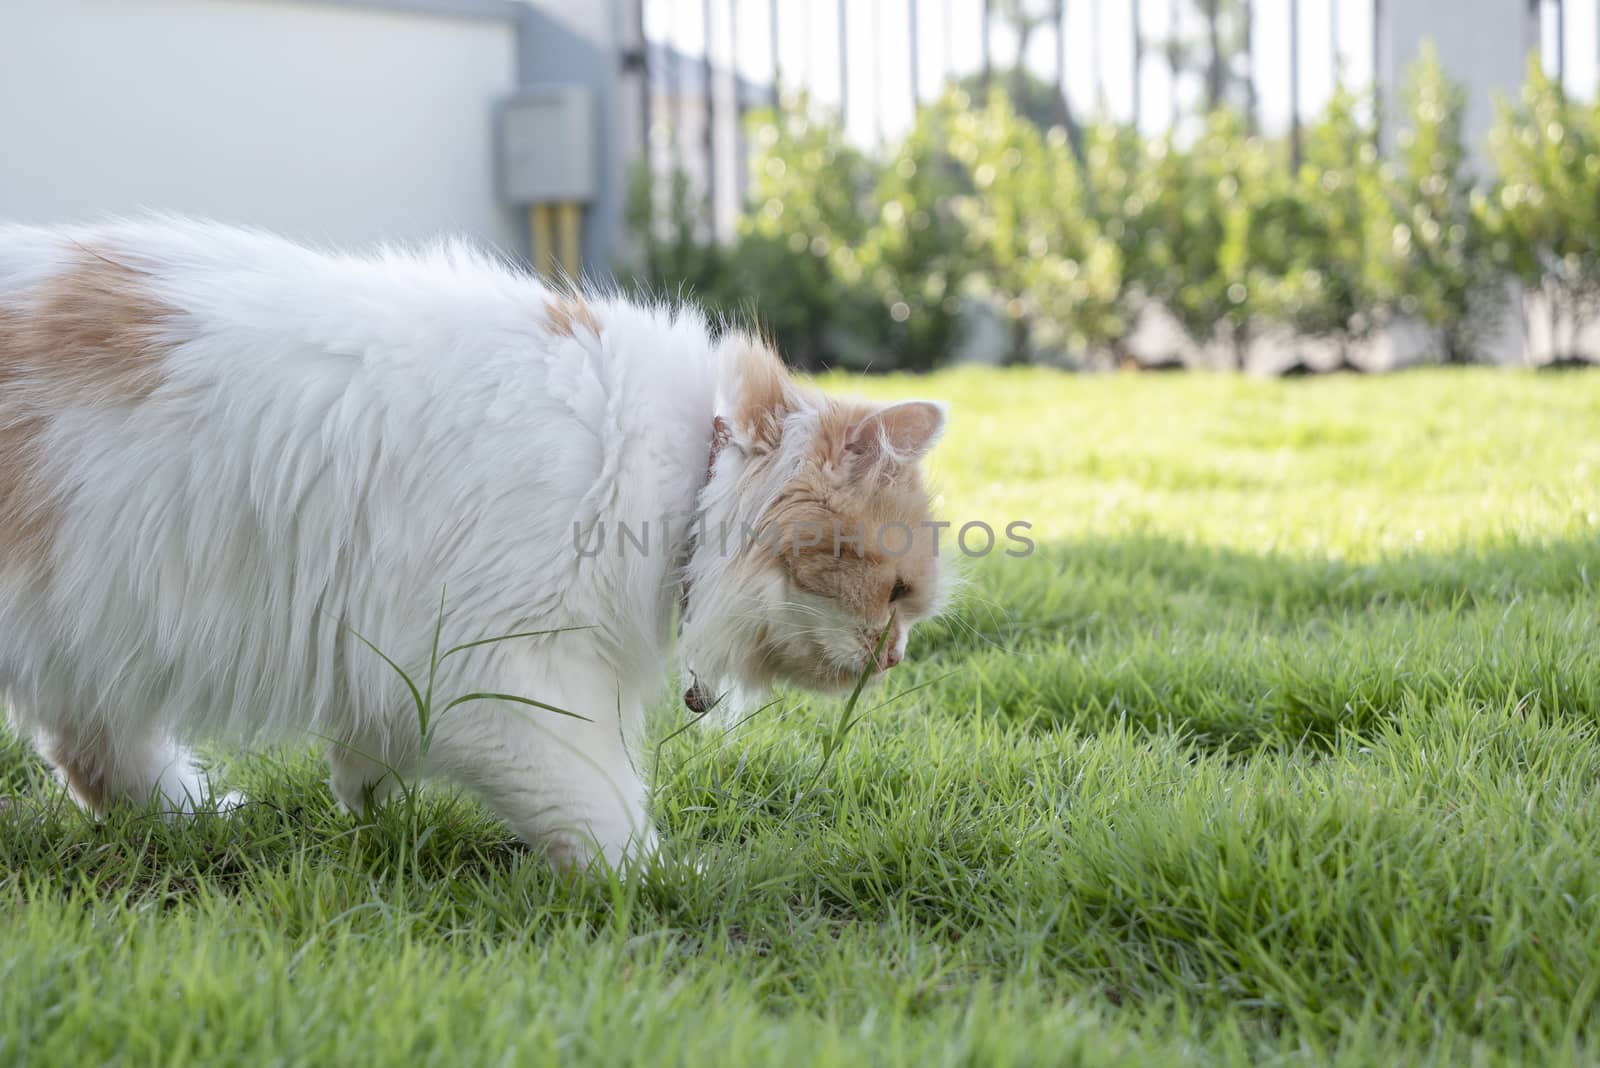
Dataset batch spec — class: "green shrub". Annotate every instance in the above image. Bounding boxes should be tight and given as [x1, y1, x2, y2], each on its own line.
[737, 99, 884, 369]
[942, 89, 1123, 363]
[1283, 85, 1392, 339]
[621, 53, 1551, 372]
[1481, 59, 1600, 356]
[1080, 120, 1162, 350]
[623, 165, 731, 311]
[1126, 110, 1296, 361]
[849, 99, 973, 371]
[1394, 45, 1494, 361]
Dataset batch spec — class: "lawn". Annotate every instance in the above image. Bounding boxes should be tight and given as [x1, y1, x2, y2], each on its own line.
[5, 367, 1600, 1065]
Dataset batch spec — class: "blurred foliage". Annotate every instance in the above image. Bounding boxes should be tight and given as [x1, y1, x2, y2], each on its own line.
[624, 52, 1576, 372]
[624, 166, 725, 308]
[1398, 45, 1500, 361]
[1287, 86, 1389, 340]
[1157, 0, 1257, 121]
[737, 105, 883, 370]
[1481, 59, 1600, 357]
[953, 69, 1078, 147]
[944, 89, 1120, 362]
[1135, 110, 1295, 360]
[855, 103, 973, 371]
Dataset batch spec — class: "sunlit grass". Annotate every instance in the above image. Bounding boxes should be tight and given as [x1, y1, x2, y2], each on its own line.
[836, 365, 1600, 555]
[4, 366, 1600, 1065]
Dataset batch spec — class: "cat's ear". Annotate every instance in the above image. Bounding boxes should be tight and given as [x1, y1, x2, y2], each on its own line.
[731, 342, 799, 452]
[843, 401, 946, 474]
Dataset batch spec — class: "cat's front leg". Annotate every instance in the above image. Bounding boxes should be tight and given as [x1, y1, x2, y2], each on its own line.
[426, 656, 657, 874]
[19, 708, 240, 818]
[326, 725, 415, 816]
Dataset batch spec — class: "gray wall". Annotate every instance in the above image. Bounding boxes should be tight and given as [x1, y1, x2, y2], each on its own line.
[1380, 0, 1535, 167]
[0, 0, 637, 270]
[517, 1, 642, 271]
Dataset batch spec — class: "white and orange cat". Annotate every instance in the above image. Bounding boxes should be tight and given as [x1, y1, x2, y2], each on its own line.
[0, 218, 948, 871]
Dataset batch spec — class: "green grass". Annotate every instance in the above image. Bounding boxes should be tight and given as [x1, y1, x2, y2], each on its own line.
[6, 367, 1600, 1065]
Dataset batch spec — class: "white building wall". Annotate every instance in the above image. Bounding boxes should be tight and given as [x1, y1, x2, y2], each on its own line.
[1380, 0, 1537, 167]
[0, 0, 523, 252]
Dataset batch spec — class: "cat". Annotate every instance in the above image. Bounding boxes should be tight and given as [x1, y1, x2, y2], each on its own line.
[0, 217, 949, 871]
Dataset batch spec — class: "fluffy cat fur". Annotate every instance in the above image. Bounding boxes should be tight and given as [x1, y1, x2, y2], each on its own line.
[0, 218, 949, 871]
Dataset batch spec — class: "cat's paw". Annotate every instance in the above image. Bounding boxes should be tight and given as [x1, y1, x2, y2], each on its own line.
[158, 785, 246, 820]
[328, 772, 400, 818]
[327, 745, 403, 817]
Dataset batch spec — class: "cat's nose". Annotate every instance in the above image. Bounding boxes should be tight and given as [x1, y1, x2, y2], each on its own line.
[880, 646, 902, 670]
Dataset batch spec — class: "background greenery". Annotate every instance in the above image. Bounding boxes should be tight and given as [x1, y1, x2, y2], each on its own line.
[5, 367, 1600, 1064]
[628, 51, 1600, 371]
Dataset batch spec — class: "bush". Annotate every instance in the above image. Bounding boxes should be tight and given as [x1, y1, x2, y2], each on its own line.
[942, 89, 1123, 363]
[1394, 45, 1496, 361]
[849, 99, 973, 371]
[1285, 85, 1392, 340]
[1481, 59, 1600, 357]
[624, 165, 731, 311]
[621, 54, 1555, 372]
[736, 100, 885, 369]
[1124, 110, 1302, 362]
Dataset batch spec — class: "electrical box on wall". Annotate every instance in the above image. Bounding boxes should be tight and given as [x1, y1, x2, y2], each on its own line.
[497, 86, 596, 205]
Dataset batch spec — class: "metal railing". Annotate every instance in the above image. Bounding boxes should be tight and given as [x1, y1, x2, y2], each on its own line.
[638, 0, 1584, 238]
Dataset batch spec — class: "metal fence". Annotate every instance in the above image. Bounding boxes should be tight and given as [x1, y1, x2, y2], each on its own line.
[637, 0, 1588, 239]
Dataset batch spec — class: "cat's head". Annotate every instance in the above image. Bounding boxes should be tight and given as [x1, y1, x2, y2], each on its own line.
[680, 338, 950, 709]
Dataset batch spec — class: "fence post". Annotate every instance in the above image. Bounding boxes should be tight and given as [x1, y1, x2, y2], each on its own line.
[1089, 0, 1101, 105]
[1132, 0, 1142, 128]
[982, 0, 994, 93]
[1244, 0, 1257, 128]
[1169, 0, 1180, 120]
[1372, 0, 1383, 149]
[630, 0, 651, 170]
[1556, 0, 1566, 84]
[1290, 0, 1301, 169]
[1531, 0, 1540, 68]
[702, 0, 717, 234]
[839, 0, 850, 126]
[730, 0, 746, 221]
[769, 0, 781, 101]
[910, 0, 921, 108]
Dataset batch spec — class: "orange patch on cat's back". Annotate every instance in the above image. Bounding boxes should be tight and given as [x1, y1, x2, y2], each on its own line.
[543, 294, 602, 339]
[0, 251, 179, 567]
[21, 252, 173, 399]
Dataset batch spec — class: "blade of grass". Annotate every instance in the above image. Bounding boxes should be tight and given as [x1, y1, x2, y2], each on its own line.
[442, 692, 592, 723]
[442, 625, 596, 661]
[805, 615, 896, 791]
[420, 586, 448, 740]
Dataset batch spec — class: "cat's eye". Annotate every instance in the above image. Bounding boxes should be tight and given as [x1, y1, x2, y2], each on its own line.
[889, 579, 910, 603]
